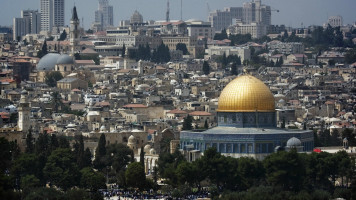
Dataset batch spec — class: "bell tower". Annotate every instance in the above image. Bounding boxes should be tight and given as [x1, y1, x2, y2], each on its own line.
[18, 90, 30, 132]
[70, 6, 80, 55]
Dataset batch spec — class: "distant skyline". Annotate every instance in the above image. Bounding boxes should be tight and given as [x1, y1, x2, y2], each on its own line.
[2, 0, 356, 29]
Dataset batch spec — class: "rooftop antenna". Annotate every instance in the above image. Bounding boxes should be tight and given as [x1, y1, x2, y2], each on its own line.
[82, 17, 84, 30]
[180, 0, 182, 21]
[166, 0, 170, 22]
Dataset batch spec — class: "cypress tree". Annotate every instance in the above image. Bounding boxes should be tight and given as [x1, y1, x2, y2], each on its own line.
[122, 43, 126, 58]
[42, 40, 48, 55]
[182, 115, 193, 130]
[140, 146, 145, 167]
[281, 118, 286, 129]
[204, 120, 209, 129]
[83, 147, 92, 168]
[203, 61, 210, 75]
[25, 127, 34, 153]
[231, 62, 238, 75]
[97, 134, 106, 156]
[94, 133, 106, 170]
[75, 135, 85, 169]
[49, 134, 59, 153]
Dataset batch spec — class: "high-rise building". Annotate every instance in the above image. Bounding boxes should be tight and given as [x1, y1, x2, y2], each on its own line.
[243, 0, 271, 26]
[208, 0, 271, 32]
[325, 16, 343, 28]
[13, 18, 29, 40]
[94, 0, 113, 31]
[13, 9, 41, 40]
[40, 0, 65, 32]
[21, 10, 41, 34]
[130, 10, 143, 24]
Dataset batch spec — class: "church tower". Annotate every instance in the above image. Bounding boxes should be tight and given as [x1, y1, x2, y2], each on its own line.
[18, 90, 30, 132]
[70, 6, 80, 55]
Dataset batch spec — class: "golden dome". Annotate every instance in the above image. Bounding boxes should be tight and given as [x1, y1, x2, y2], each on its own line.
[217, 75, 275, 112]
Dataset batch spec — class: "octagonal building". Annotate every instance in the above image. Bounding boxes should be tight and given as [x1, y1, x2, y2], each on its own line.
[180, 75, 314, 160]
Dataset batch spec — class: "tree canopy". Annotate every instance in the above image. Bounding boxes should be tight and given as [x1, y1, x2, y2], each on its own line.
[45, 71, 63, 87]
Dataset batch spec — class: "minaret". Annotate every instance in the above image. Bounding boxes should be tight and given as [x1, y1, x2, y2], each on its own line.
[70, 6, 80, 55]
[18, 90, 30, 132]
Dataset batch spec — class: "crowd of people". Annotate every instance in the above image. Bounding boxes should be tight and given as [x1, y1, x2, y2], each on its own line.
[100, 186, 210, 200]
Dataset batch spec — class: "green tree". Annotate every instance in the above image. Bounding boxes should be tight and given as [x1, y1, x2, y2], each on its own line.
[176, 161, 203, 188]
[140, 145, 145, 167]
[93, 134, 106, 170]
[176, 43, 189, 55]
[345, 48, 356, 64]
[231, 62, 238, 75]
[65, 188, 91, 200]
[20, 174, 41, 198]
[82, 148, 92, 168]
[43, 148, 80, 190]
[152, 43, 170, 63]
[263, 149, 306, 191]
[37, 40, 48, 58]
[203, 61, 210, 75]
[122, 43, 126, 58]
[59, 30, 67, 41]
[58, 136, 70, 148]
[125, 162, 146, 190]
[106, 143, 134, 174]
[25, 188, 64, 200]
[204, 119, 209, 129]
[157, 150, 185, 186]
[281, 118, 286, 128]
[214, 29, 228, 40]
[25, 127, 34, 153]
[237, 157, 265, 190]
[73, 135, 85, 169]
[49, 134, 59, 152]
[11, 153, 42, 185]
[80, 167, 106, 192]
[45, 71, 63, 87]
[35, 132, 50, 156]
[182, 115, 193, 130]
[50, 91, 63, 113]
[42, 40, 48, 55]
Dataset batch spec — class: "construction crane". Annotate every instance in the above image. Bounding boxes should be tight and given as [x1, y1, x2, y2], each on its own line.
[166, 0, 170, 22]
[206, 2, 211, 16]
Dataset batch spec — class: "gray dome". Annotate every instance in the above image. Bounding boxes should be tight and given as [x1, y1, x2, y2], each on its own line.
[286, 137, 302, 147]
[21, 90, 28, 95]
[56, 54, 74, 65]
[37, 53, 61, 71]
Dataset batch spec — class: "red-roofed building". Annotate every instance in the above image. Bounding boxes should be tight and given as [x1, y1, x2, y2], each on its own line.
[75, 60, 95, 66]
[166, 109, 188, 119]
[123, 104, 148, 109]
[0, 78, 17, 90]
[189, 111, 213, 128]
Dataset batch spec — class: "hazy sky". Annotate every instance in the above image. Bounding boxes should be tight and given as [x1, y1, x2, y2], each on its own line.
[1, 0, 355, 29]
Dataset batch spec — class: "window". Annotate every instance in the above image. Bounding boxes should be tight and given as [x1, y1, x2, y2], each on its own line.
[226, 144, 232, 153]
[219, 143, 225, 153]
[248, 144, 253, 153]
[240, 144, 246, 153]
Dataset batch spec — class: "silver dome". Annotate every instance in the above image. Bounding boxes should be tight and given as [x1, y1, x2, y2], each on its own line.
[56, 54, 74, 65]
[37, 53, 61, 71]
[286, 137, 302, 147]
